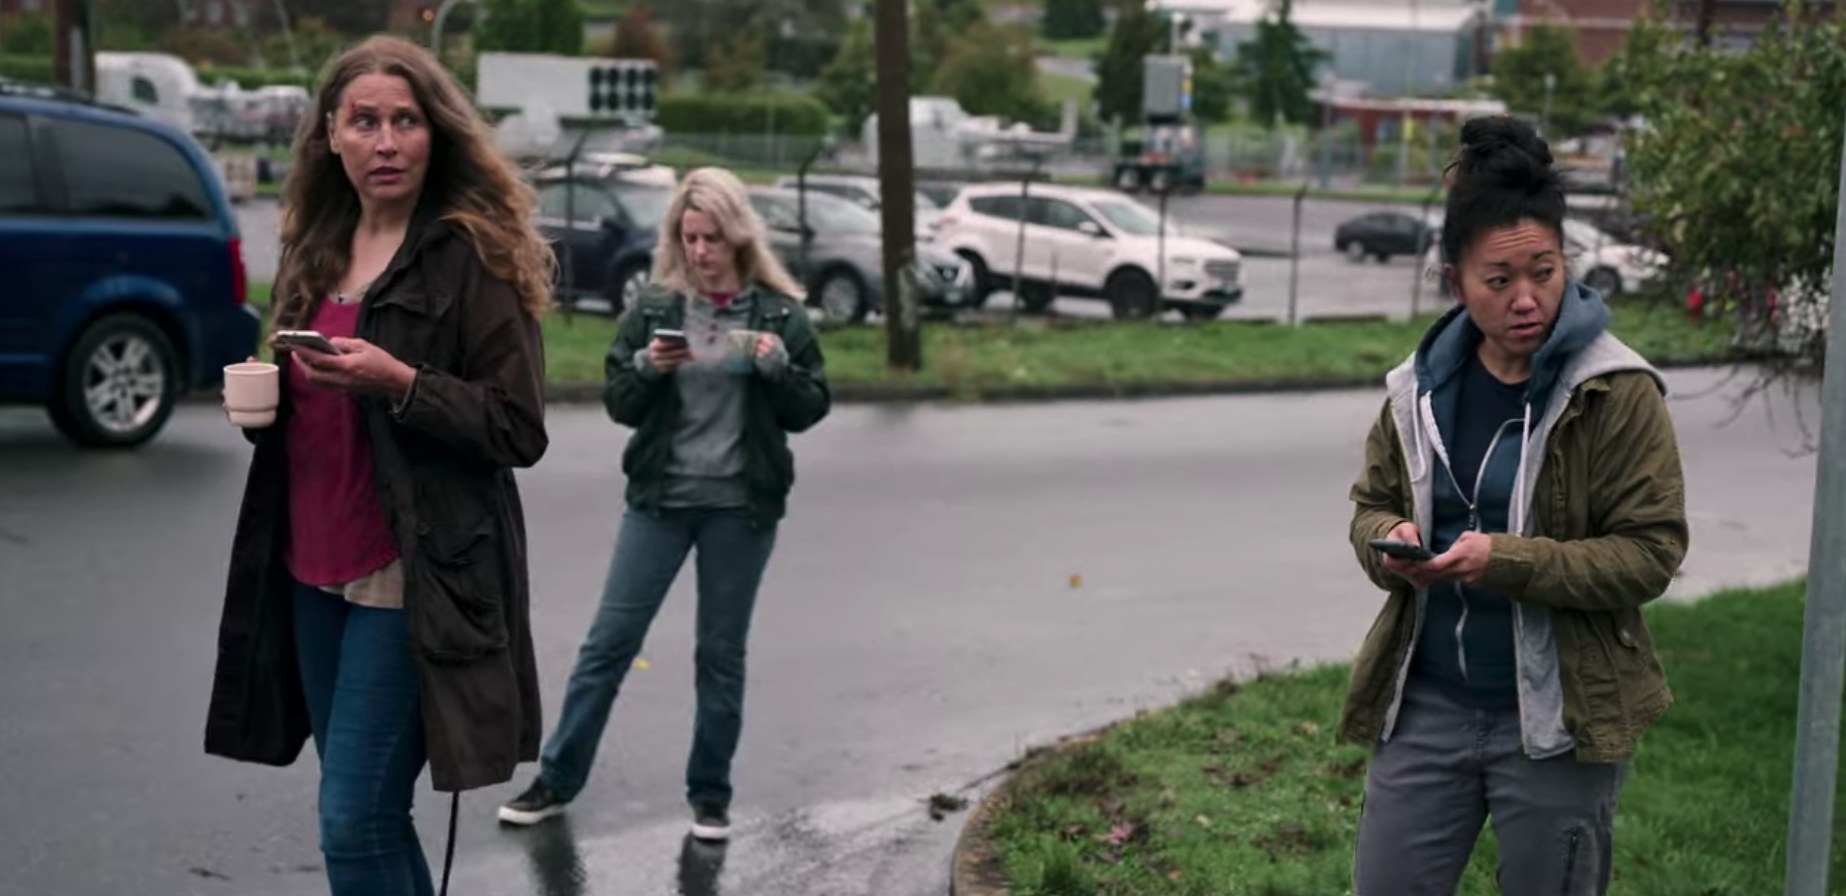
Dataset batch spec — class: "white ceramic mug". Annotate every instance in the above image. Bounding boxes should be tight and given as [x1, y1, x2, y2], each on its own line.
[222, 361, 279, 428]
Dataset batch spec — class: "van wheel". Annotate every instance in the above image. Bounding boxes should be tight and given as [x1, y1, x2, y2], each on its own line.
[49, 313, 180, 449]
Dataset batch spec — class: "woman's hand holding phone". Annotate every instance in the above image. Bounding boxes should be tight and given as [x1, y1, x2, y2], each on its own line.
[650, 329, 692, 373]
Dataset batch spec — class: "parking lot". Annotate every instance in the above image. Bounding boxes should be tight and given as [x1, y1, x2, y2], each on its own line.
[234, 190, 1443, 324]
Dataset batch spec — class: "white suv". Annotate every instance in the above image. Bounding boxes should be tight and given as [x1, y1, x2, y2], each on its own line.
[930, 183, 1244, 320]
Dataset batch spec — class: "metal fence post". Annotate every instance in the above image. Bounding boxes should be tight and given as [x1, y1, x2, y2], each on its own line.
[1289, 181, 1306, 326]
[1783, 107, 1846, 896]
[1411, 184, 1439, 318]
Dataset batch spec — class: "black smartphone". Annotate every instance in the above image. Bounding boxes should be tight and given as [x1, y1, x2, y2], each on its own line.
[274, 329, 343, 355]
[653, 328, 689, 348]
[1369, 539, 1435, 562]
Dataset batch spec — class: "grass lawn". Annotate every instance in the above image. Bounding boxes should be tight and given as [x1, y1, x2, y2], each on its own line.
[578, 0, 626, 20]
[1040, 70, 1095, 110]
[247, 283, 1734, 399]
[980, 581, 1843, 895]
[1042, 36, 1108, 60]
[541, 300, 1730, 398]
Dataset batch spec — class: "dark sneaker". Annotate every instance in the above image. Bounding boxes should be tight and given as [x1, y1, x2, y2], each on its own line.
[689, 804, 731, 841]
[497, 778, 568, 826]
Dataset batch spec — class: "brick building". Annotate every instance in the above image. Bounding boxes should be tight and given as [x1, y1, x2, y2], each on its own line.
[1499, 0, 1819, 65]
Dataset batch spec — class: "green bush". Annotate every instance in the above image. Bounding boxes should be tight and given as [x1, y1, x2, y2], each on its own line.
[0, 53, 55, 84]
[0, 12, 53, 56]
[656, 92, 829, 136]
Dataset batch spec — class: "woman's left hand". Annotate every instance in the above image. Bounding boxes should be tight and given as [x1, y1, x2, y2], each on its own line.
[754, 332, 783, 359]
[292, 337, 418, 399]
[1426, 531, 1493, 584]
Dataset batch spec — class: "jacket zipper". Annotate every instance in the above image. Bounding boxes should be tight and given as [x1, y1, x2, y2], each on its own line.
[1436, 416, 1521, 683]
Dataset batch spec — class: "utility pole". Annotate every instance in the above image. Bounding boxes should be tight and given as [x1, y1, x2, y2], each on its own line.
[1783, 109, 1846, 896]
[52, 0, 93, 93]
[873, 0, 921, 371]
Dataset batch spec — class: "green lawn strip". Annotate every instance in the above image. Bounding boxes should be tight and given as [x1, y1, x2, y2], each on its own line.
[245, 284, 1732, 399]
[1040, 70, 1095, 109]
[982, 581, 1843, 896]
[540, 301, 1728, 398]
[1042, 36, 1108, 60]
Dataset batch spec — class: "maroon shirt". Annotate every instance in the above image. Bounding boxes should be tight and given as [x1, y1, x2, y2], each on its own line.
[284, 299, 400, 586]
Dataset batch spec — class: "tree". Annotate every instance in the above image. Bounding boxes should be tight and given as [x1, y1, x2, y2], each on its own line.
[1617, 11, 1846, 364]
[1042, 0, 1105, 41]
[930, 21, 1046, 125]
[930, 0, 985, 33]
[1488, 23, 1594, 137]
[601, 4, 674, 83]
[1094, 0, 1164, 123]
[1188, 45, 1236, 124]
[1232, 0, 1324, 127]
[263, 16, 344, 74]
[702, 33, 767, 92]
[477, 0, 584, 56]
[267, 0, 390, 36]
[816, 18, 877, 133]
[0, 12, 53, 55]
[664, 0, 844, 81]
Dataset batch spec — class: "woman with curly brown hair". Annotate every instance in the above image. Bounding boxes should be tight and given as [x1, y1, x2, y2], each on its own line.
[204, 35, 553, 896]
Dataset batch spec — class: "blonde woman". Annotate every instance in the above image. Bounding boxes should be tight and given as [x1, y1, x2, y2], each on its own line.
[205, 35, 552, 896]
[499, 167, 830, 840]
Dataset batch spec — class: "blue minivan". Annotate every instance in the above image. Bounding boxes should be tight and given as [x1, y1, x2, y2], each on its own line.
[0, 81, 259, 448]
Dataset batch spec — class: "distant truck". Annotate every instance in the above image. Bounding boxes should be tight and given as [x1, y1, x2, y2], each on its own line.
[1111, 55, 1206, 194]
[95, 52, 200, 134]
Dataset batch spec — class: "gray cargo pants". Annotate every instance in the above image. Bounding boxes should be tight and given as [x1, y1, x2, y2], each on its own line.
[1353, 683, 1628, 896]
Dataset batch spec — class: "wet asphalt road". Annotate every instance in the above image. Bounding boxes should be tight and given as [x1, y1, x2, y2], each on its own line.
[0, 369, 1817, 896]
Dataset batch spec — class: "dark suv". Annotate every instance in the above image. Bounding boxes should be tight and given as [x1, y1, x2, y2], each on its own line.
[533, 169, 672, 313]
[0, 82, 257, 447]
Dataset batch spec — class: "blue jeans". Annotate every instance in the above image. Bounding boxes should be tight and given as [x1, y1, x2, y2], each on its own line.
[540, 507, 778, 810]
[293, 583, 434, 896]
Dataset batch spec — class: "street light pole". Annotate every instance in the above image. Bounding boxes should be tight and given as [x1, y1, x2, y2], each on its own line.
[432, 0, 480, 57]
[1782, 105, 1846, 896]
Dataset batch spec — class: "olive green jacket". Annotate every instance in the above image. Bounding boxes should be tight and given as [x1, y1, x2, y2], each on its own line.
[1343, 332, 1690, 763]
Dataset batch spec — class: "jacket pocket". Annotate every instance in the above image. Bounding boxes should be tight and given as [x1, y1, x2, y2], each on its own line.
[409, 516, 509, 663]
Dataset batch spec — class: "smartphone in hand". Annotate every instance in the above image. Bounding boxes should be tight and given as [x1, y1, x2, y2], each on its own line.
[274, 330, 344, 355]
[653, 328, 689, 349]
[1369, 539, 1436, 562]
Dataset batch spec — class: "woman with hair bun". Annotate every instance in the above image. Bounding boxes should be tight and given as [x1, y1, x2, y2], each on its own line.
[1339, 115, 1689, 895]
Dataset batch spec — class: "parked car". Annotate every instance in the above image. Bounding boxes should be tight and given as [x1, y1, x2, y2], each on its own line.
[931, 182, 1244, 320]
[0, 81, 258, 448]
[532, 170, 673, 312]
[772, 174, 944, 240]
[917, 179, 967, 211]
[1334, 210, 1434, 263]
[746, 187, 975, 323]
[1562, 217, 1666, 298]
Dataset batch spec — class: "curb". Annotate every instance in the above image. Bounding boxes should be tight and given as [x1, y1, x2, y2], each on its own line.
[948, 728, 1115, 896]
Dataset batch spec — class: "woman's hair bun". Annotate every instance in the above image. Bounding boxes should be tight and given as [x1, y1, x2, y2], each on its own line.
[1453, 115, 1556, 192]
